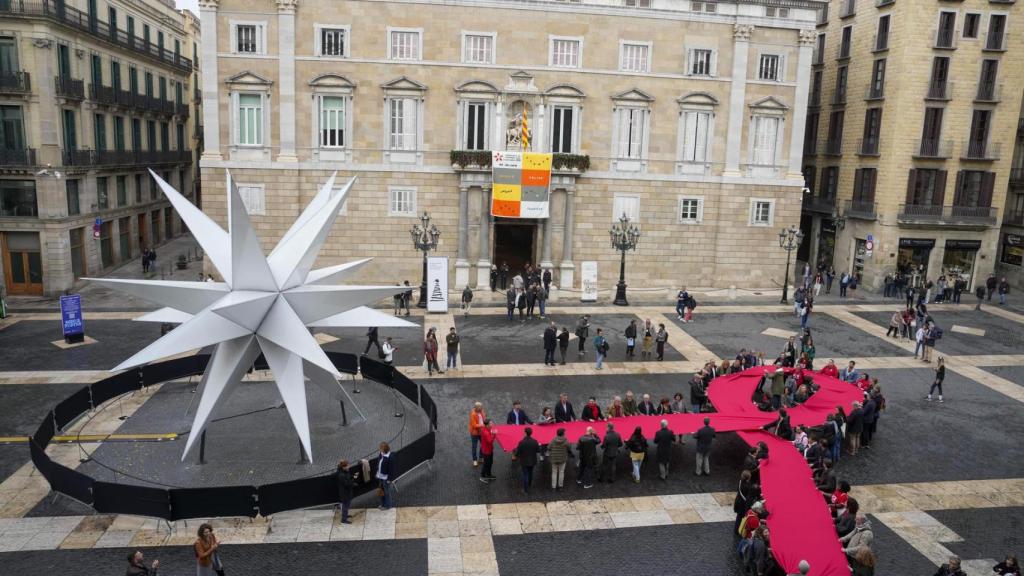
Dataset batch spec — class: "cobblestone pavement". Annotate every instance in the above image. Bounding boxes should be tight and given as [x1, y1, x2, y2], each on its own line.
[0, 298, 1023, 575]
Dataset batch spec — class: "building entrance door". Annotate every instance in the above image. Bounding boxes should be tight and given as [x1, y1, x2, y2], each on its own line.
[1, 232, 43, 295]
[137, 213, 147, 251]
[493, 219, 536, 278]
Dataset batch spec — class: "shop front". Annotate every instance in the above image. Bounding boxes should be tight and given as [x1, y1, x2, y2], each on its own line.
[1001, 233, 1023, 267]
[817, 220, 836, 270]
[897, 238, 934, 288]
[942, 239, 981, 289]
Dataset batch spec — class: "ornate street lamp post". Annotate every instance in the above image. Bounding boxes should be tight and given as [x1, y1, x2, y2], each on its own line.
[778, 225, 804, 305]
[609, 213, 641, 306]
[410, 212, 441, 309]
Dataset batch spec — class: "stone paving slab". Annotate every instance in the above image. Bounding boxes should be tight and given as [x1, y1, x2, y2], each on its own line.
[856, 309, 1024, 357]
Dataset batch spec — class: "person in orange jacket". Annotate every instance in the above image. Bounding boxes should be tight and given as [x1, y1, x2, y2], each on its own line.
[468, 402, 486, 466]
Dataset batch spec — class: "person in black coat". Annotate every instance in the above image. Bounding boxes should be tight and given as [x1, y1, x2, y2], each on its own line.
[543, 322, 558, 366]
[581, 397, 604, 422]
[599, 423, 623, 483]
[336, 459, 356, 524]
[542, 268, 552, 292]
[506, 401, 533, 425]
[554, 393, 576, 422]
[861, 395, 878, 448]
[514, 428, 540, 494]
[762, 408, 793, 440]
[576, 427, 599, 488]
[637, 394, 658, 415]
[694, 417, 715, 476]
[363, 327, 380, 356]
[846, 402, 865, 455]
[653, 420, 676, 480]
[557, 327, 570, 365]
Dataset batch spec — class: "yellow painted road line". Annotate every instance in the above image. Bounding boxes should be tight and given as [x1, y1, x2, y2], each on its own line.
[0, 433, 178, 443]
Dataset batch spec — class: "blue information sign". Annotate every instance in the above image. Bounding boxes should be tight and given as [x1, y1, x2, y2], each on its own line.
[60, 294, 84, 339]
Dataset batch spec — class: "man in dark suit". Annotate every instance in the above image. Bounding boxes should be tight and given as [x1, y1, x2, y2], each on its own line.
[554, 393, 576, 422]
[599, 423, 622, 483]
[654, 420, 676, 480]
[506, 401, 533, 426]
[543, 321, 558, 366]
[581, 397, 604, 421]
[514, 427, 540, 494]
[637, 393, 657, 415]
[694, 417, 715, 476]
[576, 427, 599, 488]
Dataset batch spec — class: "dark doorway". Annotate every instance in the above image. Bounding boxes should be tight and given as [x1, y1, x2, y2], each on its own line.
[493, 219, 536, 278]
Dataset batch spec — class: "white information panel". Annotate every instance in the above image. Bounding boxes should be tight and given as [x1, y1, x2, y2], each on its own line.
[580, 261, 598, 302]
[427, 256, 449, 313]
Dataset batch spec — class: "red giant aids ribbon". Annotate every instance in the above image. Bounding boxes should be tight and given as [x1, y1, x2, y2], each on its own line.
[493, 366, 863, 576]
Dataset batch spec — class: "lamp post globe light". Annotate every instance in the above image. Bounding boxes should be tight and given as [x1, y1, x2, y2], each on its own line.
[778, 225, 804, 305]
[410, 212, 441, 308]
[610, 213, 641, 306]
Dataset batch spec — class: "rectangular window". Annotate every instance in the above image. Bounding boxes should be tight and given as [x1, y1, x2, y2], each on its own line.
[978, 59, 998, 101]
[612, 194, 640, 222]
[164, 207, 173, 240]
[967, 109, 992, 157]
[176, 123, 184, 151]
[113, 116, 125, 151]
[752, 116, 779, 165]
[862, 108, 882, 154]
[821, 166, 839, 198]
[160, 122, 169, 151]
[237, 93, 263, 146]
[389, 30, 421, 61]
[954, 170, 990, 207]
[90, 54, 102, 86]
[804, 112, 819, 155]
[69, 228, 85, 279]
[876, 15, 890, 50]
[758, 54, 780, 80]
[681, 111, 711, 163]
[839, 26, 853, 58]
[159, 77, 166, 101]
[116, 175, 127, 206]
[620, 42, 650, 73]
[826, 110, 844, 155]
[144, 72, 153, 97]
[765, 6, 789, 17]
[869, 59, 886, 99]
[853, 168, 877, 203]
[0, 180, 36, 217]
[834, 65, 848, 103]
[388, 98, 418, 151]
[936, 12, 956, 48]
[319, 96, 345, 148]
[66, 179, 80, 215]
[131, 118, 141, 150]
[143, 23, 150, 46]
[236, 184, 265, 215]
[157, 31, 164, 54]
[810, 70, 823, 106]
[0, 105, 25, 151]
[236, 24, 258, 53]
[134, 173, 142, 203]
[814, 34, 825, 65]
[986, 14, 1007, 50]
[62, 109, 77, 150]
[319, 27, 347, 57]
[928, 57, 950, 99]
[119, 216, 130, 261]
[616, 108, 646, 159]
[677, 197, 703, 224]
[388, 187, 417, 216]
[907, 168, 946, 205]
[128, 66, 138, 95]
[749, 200, 773, 226]
[550, 37, 581, 68]
[963, 13, 980, 39]
[691, 1, 716, 12]
[94, 114, 106, 152]
[689, 49, 713, 76]
[110, 60, 121, 90]
[464, 101, 488, 151]
[624, 0, 651, 6]
[463, 33, 494, 64]
[550, 106, 575, 154]
[97, 176, 109, 210]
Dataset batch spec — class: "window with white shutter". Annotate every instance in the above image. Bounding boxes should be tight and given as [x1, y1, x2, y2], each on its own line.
[237, 184, 266, 216]
[751, 116, 779, 165]
[689, 49, 714, 76]
[236, 93, 263, 146]
[550, 37, 581, 68]
[388, 187, 417, 216]
[389, 30, 421, 61]
[749, 199, 773, 226]
[681, 111, 711, 162]
[463, 34, 494, 64]
[616, 108, 646, 159]
[677, 197, 703, 224]
[620, 42, 650, 73]
[388, 98, 417, 150]
[612, 194, 640, 223]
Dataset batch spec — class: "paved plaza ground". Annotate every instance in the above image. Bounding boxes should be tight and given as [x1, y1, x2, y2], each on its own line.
[0, 256, 1023, 574]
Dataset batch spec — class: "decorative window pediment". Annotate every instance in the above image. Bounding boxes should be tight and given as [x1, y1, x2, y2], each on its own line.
[381, 76, 428, 93]
[309, 74, 356, 90]
[225, 71, 273, 88]
[677, 91, 719, 109]
[505, 70, 538, 93]
[611, 88, 654, 104]
[749, 95, 789, 114]
[454, 80, 500, 95]
[544, 84, 586, 99]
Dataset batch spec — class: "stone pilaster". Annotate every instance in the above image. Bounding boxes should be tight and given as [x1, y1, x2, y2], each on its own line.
[475, 187, 493, 288]
[724, 24, 754, 177]
[276, 0, 299, 162]
[559, 188, 575, 289]
[455, 185, 470, 288]
[787, 30, 816, 179]
[199, 0, 221, 160]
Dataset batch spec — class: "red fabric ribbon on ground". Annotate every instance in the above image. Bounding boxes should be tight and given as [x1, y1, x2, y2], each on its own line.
[493, 366, 863, 576]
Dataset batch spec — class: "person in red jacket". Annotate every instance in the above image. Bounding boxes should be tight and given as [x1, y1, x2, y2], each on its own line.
[479, 419, 497, 483]
[821, 359, 840, 379]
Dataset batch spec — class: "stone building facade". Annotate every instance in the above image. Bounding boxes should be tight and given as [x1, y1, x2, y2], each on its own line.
[0, 0, 200, 297]
[995, 99, 1023, 289]
[201, 0, 822, 293]
[801, 0, 1023, 292]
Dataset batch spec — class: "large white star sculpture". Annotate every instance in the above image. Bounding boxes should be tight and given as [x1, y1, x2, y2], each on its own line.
[87, 170, 415, 461]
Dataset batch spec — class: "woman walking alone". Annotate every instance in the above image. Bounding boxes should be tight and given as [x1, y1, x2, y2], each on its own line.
[626, 426, 648, 483]
[194, 523, 223, 576]
[424, 328, 443, 376]
[927, 357, 946, 402]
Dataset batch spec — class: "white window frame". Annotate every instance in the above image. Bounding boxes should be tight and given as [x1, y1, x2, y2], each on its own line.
[548, 103, 580, 154]
[757, 53, 784, 82]
[231, 91, 268, 148]
[387, 27, 423, 61]
[461, 31, 496, 65]
[686, 47, 717, 77]
[237, 183, 266, 216]
[677, 196, 704, 224]
[611, 105, 650, 169]
[316, 94, 347, 149]
[229, 21, 267, 55]
[748, 114, 783, 167]
[678, 109, 714, 165]
[314, 24, 351, 58]
[619, 40, 652, 73]
[388, 186, 417, 216]
[748, 198, 774, 227]
[459, 100, 491, 151]
[612, 193, 641, 223]
[549, 35, 583, 68]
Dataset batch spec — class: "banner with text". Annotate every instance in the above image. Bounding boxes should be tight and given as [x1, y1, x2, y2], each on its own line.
[426, 256, 449, 313]
[491, 151, 552, 219]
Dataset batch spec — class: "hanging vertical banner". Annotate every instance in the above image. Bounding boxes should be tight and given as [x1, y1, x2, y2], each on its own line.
[426, 256, 449, 313]
[580, 261, 598, 302]
[491, 151, 551, 219]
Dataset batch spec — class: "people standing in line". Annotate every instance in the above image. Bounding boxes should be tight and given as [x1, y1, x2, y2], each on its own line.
[548, 428, 571, 490]
[927, 357, 946, 402]
[424, 328, 443, 376]
[641, 319, 654, 360]
[593, 328, 608, 370]
[461, 285, 473, 315]
[516, 288, 527, 321]
[655, 323, 668, 361]
[376, 442, 395, 509]
[363, 326, 381, 357]
[468, 402, 486, 466]
[445, 327, 460, 371]
[694, 417, 715, 476]
[489, 265, 498, 292]
[624, 319, 637, 359]
[575, 315, 590, 356]
[581, 397, 604, 421]
[554, 393, 576, 422]
[998, 277, 1010, 305]
[543, 321, 558, 366]
[126, 550, 159, 576]
[542, 268, 552, 293]
[846, 402, 864, 455]
[478, 420, 496, 484]
[627, 426, 648, 483]
[514, 427, 539, 494]
[505, 287, 516, 321]
[599, 422, 622, 483]
[654, 420, 675, 481]
[336, 460, 355, 524]
[557, 326, 570, 365]
[525, 285, 537, 319]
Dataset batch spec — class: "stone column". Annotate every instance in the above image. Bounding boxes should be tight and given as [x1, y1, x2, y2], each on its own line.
[455, 186, 470, 288]
[475, 187, 493, 288]
[724, 24, 754, 177]
[787, 30, 816, 179]
[276, 0, 298, 162]
[540, 214, 554, 271]
[558, 188, 575, 289]
[199, 0, 221, 160]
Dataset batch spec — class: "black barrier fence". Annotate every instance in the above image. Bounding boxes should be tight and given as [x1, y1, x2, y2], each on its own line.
[30, 352, 437, 520]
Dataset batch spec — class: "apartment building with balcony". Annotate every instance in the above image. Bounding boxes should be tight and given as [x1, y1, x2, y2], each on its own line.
[201, 0, 823, 291]
[800, 0, 1022, 291]
[0, 0, 198, 296]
